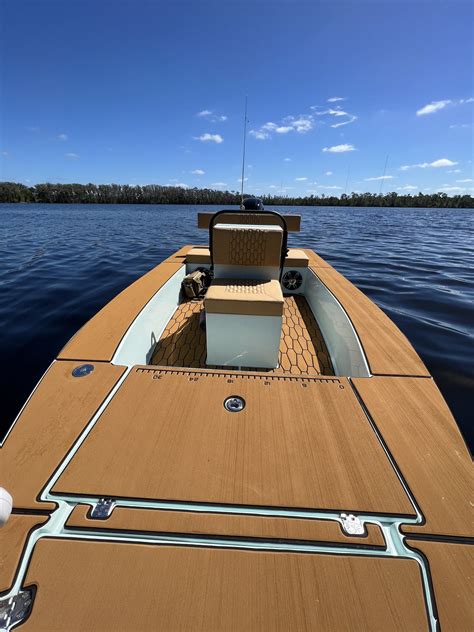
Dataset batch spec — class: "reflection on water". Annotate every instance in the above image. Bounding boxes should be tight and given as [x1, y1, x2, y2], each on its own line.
[1, 204, 473, 451]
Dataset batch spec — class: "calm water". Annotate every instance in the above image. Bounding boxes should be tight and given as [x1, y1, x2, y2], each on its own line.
[1, 204, 473, 451]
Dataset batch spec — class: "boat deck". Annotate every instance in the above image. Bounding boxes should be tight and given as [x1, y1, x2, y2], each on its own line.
[1, 244, 472, 632]
[151, 295, 334, 375]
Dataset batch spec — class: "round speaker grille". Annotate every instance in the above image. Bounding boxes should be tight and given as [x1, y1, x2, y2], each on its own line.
[282, 270, 303, 291]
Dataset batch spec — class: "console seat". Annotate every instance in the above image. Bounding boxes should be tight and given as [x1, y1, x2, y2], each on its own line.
[187, 247, 309, 268]
[205, 279, 283, 368]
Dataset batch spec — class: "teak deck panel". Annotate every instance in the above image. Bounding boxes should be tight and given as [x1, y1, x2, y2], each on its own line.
[22, 539, 429, 631]
[58, 262, 182, 362]
[313, 267, 430, 376]
[66, 504, 385, 547]
[0, 514, 48, 593]
[353, 376, 473, 539]
[53, 368, 414, 516]
[0, 360, 125, 511]
[406, 539, 474, 632]
[152, 295, 333, 375]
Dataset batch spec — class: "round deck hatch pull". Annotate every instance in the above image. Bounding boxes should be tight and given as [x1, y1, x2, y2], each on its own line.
[72, 364, 94, 378]
[224, 396, 245, 413]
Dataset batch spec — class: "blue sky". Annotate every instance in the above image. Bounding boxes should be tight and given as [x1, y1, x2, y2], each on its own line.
[1, 0, 473, 196]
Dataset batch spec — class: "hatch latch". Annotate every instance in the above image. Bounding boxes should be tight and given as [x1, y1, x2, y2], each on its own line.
[340, 513, 365, 536]
[0, 590, 34, 629]
[90, 498, 116, 520]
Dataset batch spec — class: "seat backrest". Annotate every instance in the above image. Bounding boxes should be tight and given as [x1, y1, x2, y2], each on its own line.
[212, 223, 283, 281]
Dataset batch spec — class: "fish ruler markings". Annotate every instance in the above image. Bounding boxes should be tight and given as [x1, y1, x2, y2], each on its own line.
[136, 366, 342, 385]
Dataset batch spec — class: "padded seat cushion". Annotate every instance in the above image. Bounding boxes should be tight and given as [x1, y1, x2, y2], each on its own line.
[213, 224, 283, 268]
[187, 247, 309, 268]
[205, 279, 284, 317]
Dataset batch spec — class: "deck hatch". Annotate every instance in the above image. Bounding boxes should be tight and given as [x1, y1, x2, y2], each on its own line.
[52, 367, 415, 516]
[18, 539, 430, 631]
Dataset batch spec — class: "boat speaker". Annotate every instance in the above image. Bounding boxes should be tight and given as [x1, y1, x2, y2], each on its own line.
[282, 270, 303, 291]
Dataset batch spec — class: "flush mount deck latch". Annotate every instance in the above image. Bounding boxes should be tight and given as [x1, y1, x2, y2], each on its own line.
[0, 589, 34, 629]
[90, 498, 116, 519]
[340, 513, 365, 536]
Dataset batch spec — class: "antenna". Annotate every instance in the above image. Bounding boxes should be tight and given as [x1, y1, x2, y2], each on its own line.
[240, 96, 248, 209]
[344, 164, 351, 195]
[379, 154, 389, 195]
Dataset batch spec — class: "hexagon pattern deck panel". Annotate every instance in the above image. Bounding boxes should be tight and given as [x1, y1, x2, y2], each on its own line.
[152, 295, 333, 375]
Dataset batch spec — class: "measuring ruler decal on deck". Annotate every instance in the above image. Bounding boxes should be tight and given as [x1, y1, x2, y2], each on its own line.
[136, 366, 344, 387]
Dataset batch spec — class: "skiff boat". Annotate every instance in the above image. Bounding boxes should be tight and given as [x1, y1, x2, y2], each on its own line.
[0, 206, 472, 631]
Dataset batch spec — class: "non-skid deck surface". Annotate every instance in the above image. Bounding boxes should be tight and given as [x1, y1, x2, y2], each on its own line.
[353, 376, 473, 538]
[152, 295, 333, 375]
[22, 539, 429, 631]
[0, 514, 48, 592]
[53, 367, 414, 515]
[406, 539, 474, 632]
[0, 360, 125, 512]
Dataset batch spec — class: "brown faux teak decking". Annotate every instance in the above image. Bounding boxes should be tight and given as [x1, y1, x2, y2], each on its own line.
[21, 540, 430, 632]
[152, 295, 333, 375]
[1, 244, 471, 631]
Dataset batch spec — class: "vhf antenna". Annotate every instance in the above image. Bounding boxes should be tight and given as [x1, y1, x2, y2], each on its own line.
[379, 154, 389, 196]
[240, 96, 248, 209]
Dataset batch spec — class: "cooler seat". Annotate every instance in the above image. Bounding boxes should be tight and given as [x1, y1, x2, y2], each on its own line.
[205, 279, 283, 368]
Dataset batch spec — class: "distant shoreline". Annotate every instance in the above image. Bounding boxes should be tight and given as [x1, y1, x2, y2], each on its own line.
[1, 182, 472, 208]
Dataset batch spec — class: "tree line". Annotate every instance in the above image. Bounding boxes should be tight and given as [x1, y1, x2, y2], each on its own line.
[0, 181, 472, 208]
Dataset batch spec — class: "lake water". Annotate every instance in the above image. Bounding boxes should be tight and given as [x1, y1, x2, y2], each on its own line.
[1, 204, 473, 451]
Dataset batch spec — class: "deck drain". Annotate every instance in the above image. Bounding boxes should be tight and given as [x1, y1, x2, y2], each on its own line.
[224, 396, 246, 413]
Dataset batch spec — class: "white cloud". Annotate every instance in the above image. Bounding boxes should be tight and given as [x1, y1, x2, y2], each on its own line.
[211, 182, 227, 187]
[439, 186, 473, 192]
[236, 177, 248, 183]
[449, 123, 471, 129]
[323, 144, 356, 153]
[284, 158, 292, 162]
[416, 100, 452, 116]
[262, 122, 278, 131]
[251, 115, 314, 139]
[400, 158, 457, 170]
[325, 171, 333, 176]
[447, 169, 461, 173]
[191, 169, 205, 175]
[165, 182, 188, 188]
[397, 185, 418, 191]
[58, 133, 68, 141]
[364, 175, 395, 181]
[196, 110, 227, 122]
[288, 117, 313, 133]
[327, 108, 348, 117]
[456, 178, 473, 183]
[327, 97, 346, 103]
[268, 185, 278, 189]
[331, 115, 357, 128]
[249, 129, 270, 140]
[295, 177, 307, 181]
[317, 185, 342, 190]
[193, 133, 223, 144]
[416, 97, 474, 116]
[1, 151, 8, 156]
[65, 152, 79, 158]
